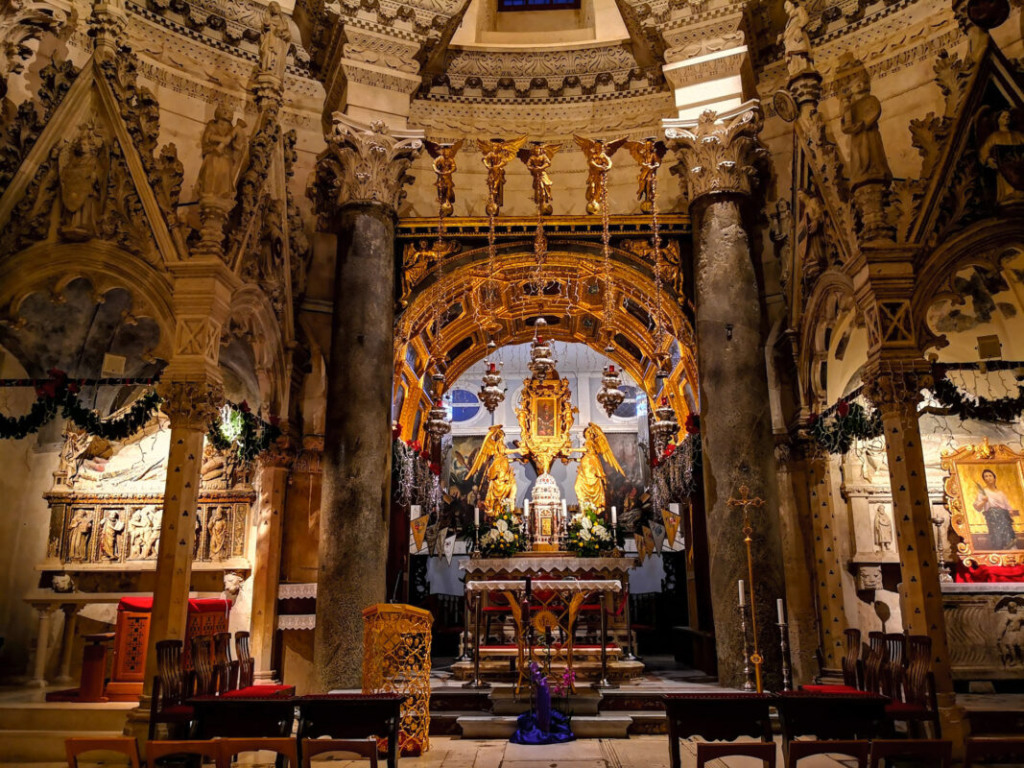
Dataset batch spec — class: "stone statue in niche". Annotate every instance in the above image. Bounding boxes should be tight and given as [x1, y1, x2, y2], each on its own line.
[837, 55, 892, 189]
[978, 110, 1024, 206]
[769, 198, 793, 289]
[68, 509, 93, 561]
[855, 435, 888, 483]
[100, 509, 124, 561]
[873, 504, 894, 552]
[258, 1, 291, 79]
[196, 106, 247, 203]
[797, 189, 826, 284]
[128, 507, 147, 558]
[781, 0, 814, 78]
[156, 144, 184, 211]
[996, 597, 1024, 667]
[144, 507, 161, 558]
[58, 121, 108, 241]
[209, 507, 228, 560]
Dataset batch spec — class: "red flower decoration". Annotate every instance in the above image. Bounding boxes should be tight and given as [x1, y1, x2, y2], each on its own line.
[429, 461, 441, 476]
[651, 457, 661, 468]
[837, 400, 850, 418]
[408, 440, 421, 453]
[664, 443, 677, 458]
[684, 413, 700, 435]
[420, 450, 431, 462]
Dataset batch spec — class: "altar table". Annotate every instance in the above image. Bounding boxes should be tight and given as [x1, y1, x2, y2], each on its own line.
[465, 578, 621, 690]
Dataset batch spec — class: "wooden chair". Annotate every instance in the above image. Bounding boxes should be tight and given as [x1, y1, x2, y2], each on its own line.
[234, 631, 254, 688]
[302, 738, 379, 768]
[804, 628, 862, 694]
[146, 739, 222, 767]
[213, 632, 237, 694]
[190, 634, 215, 696]
[882, 633, 906, 699]
[65, 736, 141, 768]
[219, 737, 298, 767]
[775, 692, 886, 765]
[786, 740, 868, 767]
[869, 739, 952, 767]
[149, 640, 195, 741]
[663, 693, 775, 768]
[297, 693, 403, 768]
[964, 736, 1024, 766]
[696, 741, 776, 767]
[862, 631, 888, 695]
[885, 635, 940, 738]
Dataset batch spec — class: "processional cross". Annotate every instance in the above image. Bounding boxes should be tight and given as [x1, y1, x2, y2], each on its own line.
[727, 484, 765, 693]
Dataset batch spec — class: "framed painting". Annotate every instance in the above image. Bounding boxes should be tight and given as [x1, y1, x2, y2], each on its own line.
[942, 439, 1024, 567]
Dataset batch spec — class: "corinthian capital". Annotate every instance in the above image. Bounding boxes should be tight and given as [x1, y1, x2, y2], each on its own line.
[664, 101, 769, 201]
[861, 360, 932, 419]
[158, 379, 224, 432]
[309, 114, 424, 227]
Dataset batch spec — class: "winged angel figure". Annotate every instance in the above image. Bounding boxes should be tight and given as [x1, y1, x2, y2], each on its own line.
[624, 138, 667, 214]
[574, 423, 624, 511]
[518, 142, 561, 215]
[424, 139, 463, 217]
[574, 135, 626, 214]
[466, 425, 521, 516]
[477, 136, 527, 215]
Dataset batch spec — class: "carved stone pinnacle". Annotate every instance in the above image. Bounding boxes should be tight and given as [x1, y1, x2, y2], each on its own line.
[664, 101, 769, 202]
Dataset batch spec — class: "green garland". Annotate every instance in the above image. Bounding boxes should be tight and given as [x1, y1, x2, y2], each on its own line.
[809, 401, 883, 455]
[930, 367, 1024, 423]
[207, 401, 281, 464]
[0, 371, 161, 440]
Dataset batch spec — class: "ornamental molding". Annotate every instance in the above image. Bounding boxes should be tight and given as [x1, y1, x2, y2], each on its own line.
[664, 101, 769, 201]
[157, 379, 224, 431]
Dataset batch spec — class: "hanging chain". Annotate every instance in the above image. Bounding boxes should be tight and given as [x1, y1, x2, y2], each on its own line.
[600, 169, 613, 348]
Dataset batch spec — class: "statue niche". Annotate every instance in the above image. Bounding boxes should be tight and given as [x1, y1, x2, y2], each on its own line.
[58, 121, 108, 241]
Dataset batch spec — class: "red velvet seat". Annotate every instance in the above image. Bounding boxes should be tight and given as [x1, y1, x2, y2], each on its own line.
[800, 684, 865, 694]
[222, 683, 295, 698]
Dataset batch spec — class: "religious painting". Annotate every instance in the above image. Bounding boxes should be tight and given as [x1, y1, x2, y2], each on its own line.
[942, 439, 1024, 567]
[605, 431, 647, 528]
[516, 375, 575, 473]
[536, 398, 556, 437]
[445, 434, 485, 529]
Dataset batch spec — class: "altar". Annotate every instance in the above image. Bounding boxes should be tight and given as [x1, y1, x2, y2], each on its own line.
[452, 557, 643, 684]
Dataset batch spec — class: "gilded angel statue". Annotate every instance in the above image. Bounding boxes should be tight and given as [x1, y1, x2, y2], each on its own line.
[624, 138, 667, 214]
[477, 136, 527, 215]
[467, 425, 520, 516]
[574, 135, 626, 214]
[425, 139, 463, 217]
[574, 423, 624, 511]
[518, 141, 561, 215]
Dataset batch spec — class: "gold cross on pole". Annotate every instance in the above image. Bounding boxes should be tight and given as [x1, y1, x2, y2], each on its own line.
[727, 484, 766, 692]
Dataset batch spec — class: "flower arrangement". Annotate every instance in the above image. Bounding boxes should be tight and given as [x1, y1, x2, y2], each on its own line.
[479, 502, 526, 557]
[566, 502, 612, 557]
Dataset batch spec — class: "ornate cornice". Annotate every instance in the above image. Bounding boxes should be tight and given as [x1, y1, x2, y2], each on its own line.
[664, 101, 769, 201]
[309, 114, 423, 226]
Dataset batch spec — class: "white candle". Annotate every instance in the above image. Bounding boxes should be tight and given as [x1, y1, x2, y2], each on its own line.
[474, 507, 480, 528]
[524, 499, 530, 521]
[611, 506, 617, 526]
[738, 580, 746, 607]
[562, 500, 568, 520]
[777, 598, 785, 624]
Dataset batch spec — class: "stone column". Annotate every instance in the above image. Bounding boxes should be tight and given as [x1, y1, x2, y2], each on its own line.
[863, 362, 967, 742]
[310, 115, 423, 690]
[141, 380, 221, 695]
[55, 604, 81, 685]
[27, 604, 56, 687]
[806, 453, 848, 671]
[249, 447, 293, 682]
[665, 104, 787, 690]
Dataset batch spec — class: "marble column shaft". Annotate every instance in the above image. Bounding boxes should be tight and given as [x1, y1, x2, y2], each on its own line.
[666, 104, 786, 690]
[250, 459, 291, 681]
[56, 604, 80, 685]
[315, 203, 397, 690]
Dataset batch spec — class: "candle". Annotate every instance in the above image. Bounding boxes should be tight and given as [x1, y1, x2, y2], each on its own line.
[738, 580, 746, 607]
[777, 598, 785, 624]
[562, 500, 568, 520]
[611, 506, 617, 526]
[524, 499, 530, 520]
[474, 507, 480, 528]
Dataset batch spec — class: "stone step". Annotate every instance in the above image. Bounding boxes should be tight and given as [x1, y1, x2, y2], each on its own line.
[0, 729, 124, 763]
[0, 702, 132, 733]
[457, 714, 633, 739]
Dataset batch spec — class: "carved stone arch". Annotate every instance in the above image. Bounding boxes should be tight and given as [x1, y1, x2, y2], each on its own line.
[913, 217, 1024, 355]
[222, 284, 289, 418]
[0, 241, 175, 367]
[799, 270, 860, 410]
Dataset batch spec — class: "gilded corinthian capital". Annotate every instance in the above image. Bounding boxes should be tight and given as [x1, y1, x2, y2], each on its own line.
[309, 114, 424, 227]
[664, 101, 769, 202]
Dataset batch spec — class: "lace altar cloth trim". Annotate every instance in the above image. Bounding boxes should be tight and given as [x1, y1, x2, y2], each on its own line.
[278, 614, 316, 630]
[278, 583, 317, 599]
[460, 556, 633, 579]
[466, 579, 621, 593]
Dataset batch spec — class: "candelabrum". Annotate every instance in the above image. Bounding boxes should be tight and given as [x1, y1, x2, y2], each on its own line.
[777, 619, 792, 692]
[740, 601, 755, 692]
[472, 523, 482, 558]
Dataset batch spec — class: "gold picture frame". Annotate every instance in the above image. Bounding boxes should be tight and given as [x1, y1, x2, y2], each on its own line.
[515, 374, 575, 474]
[942, 439, 1024, 567]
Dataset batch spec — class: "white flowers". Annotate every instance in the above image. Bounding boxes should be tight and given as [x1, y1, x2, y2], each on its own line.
[496, 519, 509, 533]
[593, 524, 609, 540]
[580, 529, 592, 541]
[581, 516, 593, 531]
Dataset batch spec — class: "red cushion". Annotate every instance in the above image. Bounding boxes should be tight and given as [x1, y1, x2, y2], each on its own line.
[800, 684, 863, 694]
[118, 597, 231, 614]
[222, 684, 294, 698]
[159, 705, 194, 718]
[886, 702, 927, 715]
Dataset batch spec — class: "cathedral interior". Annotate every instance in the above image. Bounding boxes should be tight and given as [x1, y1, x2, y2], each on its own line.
[0, 0, 1024, 762]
